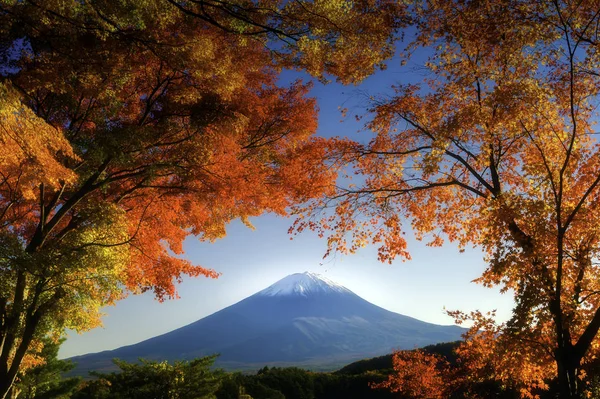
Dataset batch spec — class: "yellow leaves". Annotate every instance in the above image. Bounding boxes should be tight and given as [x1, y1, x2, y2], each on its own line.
[18, 340, 45, 372]
[0, 82, 78, 199]
[296, 37, 330, 78]
[278, 0, 406, 84]
[315, 0, 352, 16]
[43, 202, 132, 332]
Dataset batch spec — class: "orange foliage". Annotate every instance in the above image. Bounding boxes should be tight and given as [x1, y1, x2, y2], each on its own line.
[376, 312, 552, 399]
[372, 349, 450, 399]
[296, 1, 600, 397]
[0, 0, 405, 396]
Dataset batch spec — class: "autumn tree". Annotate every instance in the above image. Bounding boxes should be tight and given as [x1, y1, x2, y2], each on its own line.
[371, 349, 450, 399]
[0, 0, 405, 398]
[295, 1, 600, 397]
[372, 324, 524, 399]
[14, 338, 80, 399]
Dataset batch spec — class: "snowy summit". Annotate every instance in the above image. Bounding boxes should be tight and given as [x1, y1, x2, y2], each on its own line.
[257, 272, 352, 297]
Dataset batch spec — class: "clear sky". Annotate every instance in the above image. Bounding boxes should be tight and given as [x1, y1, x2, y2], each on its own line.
[59, 49, 516, 360]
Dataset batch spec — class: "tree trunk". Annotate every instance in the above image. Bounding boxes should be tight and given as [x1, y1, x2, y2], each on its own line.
[0, 290, 61, 399]
[0, 373, 17, 399]
[556, 352, 581, 399]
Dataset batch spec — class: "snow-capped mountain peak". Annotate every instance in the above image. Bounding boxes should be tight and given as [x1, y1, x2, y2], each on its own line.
[257, 272, 352, 297]
[70, 270, 466, 375]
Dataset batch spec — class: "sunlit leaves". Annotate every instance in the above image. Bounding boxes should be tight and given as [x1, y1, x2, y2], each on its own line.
[295, 1, 600, 396]
[0, 83, 78, 199]
[0, 0, 404, 392]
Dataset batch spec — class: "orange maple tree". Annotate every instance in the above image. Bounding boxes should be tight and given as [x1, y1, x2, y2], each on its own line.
[295, 1, 600, 397]
[0, 0, 406, 397]
[374, 314, 547, 399]
[371, 349, 451, 399]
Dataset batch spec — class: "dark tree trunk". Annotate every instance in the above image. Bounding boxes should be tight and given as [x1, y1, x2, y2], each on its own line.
[556, 349, 582, 399]
[0, 369, 17, 399]
[0, 290, 62, 399]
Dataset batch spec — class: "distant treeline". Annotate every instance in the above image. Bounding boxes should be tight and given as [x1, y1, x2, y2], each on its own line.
[215, 365, 395, 399]
[13, 340, 539, 398]
[68, 350, 401, 399]
[69, 355, 399, 399]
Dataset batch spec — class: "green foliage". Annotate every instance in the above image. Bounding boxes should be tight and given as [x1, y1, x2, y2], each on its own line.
[212, 375, 240, 399]
[60, 344, 528, 399]
[73, 356, 224, 399]
[15, 338, 80, 399]
[66, 344, 522, 399]
[241, 380, 284, 399]
[214, 366, 395, 399]
[334, 355, 394, 376]
[215, 371, 285, 399]
[254, 367, 314, 399]
[420, 342, 460, 365]
[314, 372, 395, 399]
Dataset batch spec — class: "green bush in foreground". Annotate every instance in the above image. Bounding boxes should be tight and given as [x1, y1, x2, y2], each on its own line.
[73, 356, 223, 399]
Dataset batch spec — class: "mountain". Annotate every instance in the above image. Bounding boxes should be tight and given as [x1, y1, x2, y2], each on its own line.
[69, 272, 464, 375]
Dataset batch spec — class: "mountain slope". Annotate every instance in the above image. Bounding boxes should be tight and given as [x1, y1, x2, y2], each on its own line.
[69, 272, 464, 374]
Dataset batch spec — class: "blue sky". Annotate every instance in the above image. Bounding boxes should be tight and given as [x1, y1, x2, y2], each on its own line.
[59, 50, 516, 360]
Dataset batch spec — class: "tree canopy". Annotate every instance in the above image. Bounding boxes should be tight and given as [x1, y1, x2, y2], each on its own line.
[294, 1, 600, 397]
[0, 0, 406, 397]
[72, 356, 223, 399]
